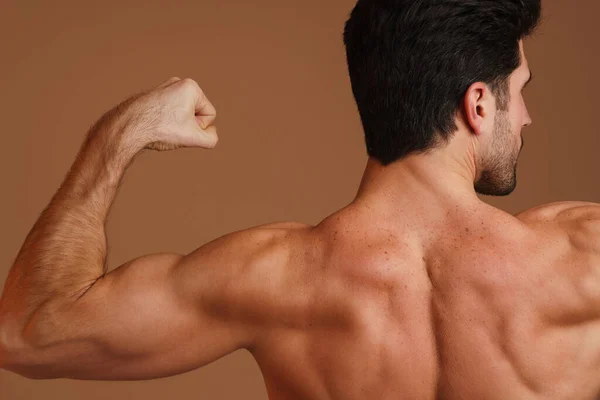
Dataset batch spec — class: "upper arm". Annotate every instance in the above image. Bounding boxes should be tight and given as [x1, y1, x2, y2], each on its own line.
[8, 221, 311, 380]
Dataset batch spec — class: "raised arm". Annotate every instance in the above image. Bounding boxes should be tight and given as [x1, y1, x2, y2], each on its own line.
[0, 77, 311, 380]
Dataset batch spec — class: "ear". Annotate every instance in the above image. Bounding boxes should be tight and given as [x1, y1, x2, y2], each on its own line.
[462, 82, 495, 136]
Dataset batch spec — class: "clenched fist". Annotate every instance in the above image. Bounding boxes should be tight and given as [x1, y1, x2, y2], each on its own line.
[93, 77, 218, 152]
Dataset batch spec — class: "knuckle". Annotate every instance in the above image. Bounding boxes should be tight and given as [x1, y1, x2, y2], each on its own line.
[207, 137, 218, 149]
[180, 78, 204, 97]
[180, 78, 199, 90]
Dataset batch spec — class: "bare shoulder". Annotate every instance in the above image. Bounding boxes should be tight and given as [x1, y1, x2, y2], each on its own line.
[515, 200, 600, 241]
[516, 201, 600, 314]
[184, 221, 317, 298]
[187, 219, 319, 312]
[191, 220, 314, 259]
[515, 200, 600, 261]
[255, 220, 315, 233]
[515, 200, 600, 224]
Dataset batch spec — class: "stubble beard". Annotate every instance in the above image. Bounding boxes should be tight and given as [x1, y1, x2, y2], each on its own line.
[474, 111, 521, 197]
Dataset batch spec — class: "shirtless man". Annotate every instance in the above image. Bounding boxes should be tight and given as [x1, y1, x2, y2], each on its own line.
[0, 0, 598, 398]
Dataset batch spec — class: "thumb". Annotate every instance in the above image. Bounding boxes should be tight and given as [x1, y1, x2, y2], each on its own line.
[197, 124, 219, 149]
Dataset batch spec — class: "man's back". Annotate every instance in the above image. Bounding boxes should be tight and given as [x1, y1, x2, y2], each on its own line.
[251, 200, 600, 400]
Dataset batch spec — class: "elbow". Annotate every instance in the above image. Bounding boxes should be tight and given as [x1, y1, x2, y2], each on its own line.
[0, 339, 53, 380]
[0, 301, 88, 380]
[0, 331, 25, 377]
[1, 354, 41, 380]
[0, 339, 9, 372]
[0, 316, 20, 369]
[0, 318, 48, 380]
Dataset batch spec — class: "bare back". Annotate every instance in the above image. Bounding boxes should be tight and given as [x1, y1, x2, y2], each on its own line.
[250, 201, 600, 400]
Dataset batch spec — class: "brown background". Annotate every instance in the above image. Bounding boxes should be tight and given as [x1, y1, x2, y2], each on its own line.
[0, 0, 598, 398]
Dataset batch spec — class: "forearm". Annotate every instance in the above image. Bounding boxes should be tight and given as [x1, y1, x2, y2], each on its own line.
[0, 77, 215, 360]
[0, 118, 143, 338]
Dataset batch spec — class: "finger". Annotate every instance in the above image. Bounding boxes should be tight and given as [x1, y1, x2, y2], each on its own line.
[199, 125, 219, 148]
[185, 123, 218, 148]
[175, 79, 217, 130]
[192, 87, 217, 130]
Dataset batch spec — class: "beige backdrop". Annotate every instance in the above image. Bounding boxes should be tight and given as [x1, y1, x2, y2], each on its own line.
[0, 0, 598, 399]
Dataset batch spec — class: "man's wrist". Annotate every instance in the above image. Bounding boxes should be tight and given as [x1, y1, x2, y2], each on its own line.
[64, 123, 143, 199]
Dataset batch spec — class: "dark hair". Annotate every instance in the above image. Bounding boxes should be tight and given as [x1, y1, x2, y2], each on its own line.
[343, 0, 541, 165]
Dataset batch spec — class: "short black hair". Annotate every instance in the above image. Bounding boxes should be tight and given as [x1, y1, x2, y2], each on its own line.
[343, 0, 541, 165]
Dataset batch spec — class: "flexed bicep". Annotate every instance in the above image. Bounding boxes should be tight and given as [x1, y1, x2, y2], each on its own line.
[3, 223, 307, 381]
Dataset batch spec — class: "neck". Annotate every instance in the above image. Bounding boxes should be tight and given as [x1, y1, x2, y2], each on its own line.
[353, 144, 482, 219]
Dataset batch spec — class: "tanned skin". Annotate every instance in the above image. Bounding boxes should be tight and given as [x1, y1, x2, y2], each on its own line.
[1, 43, 599, 399]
